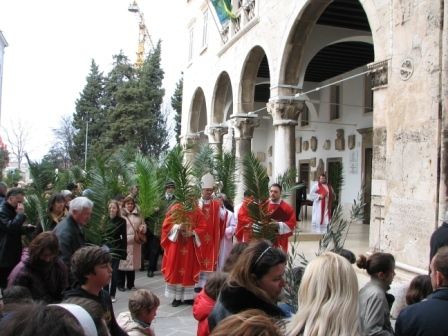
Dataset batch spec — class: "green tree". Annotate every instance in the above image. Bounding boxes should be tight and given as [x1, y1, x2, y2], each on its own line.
[137, 40, 168, 157]
[171, 74, 183, 144]
[72, 59, 105, 163]
[0, 146, 9, 178]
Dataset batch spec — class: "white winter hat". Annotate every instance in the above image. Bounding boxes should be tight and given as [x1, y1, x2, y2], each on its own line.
[201, 173, 215, 189]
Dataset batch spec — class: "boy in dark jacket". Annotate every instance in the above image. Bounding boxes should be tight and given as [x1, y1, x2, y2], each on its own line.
[63, 245, 128, 336]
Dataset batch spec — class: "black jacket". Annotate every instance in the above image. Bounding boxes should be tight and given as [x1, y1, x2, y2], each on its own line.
[0, 202, 27, 267]
[208, 283, 287, 331]
[63, 286, 128, 336]
[53, 215, 86, 269]
[430, 222, 448, 261]
[108, 216, 127, 260]
[395, 287, 448, 336]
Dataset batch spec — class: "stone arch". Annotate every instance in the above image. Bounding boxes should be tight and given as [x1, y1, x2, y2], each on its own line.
[239, 46, 270, 113]
[212, 71, 233, 124]
[277, 0, 380, 87]
[188, 87, 207, 134]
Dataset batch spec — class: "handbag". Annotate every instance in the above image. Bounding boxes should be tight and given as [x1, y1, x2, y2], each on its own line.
[127, 216, 147, 244]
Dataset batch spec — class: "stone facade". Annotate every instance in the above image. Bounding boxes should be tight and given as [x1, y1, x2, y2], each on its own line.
[0, 31, 7, 124]
[180, 0, 448, 271]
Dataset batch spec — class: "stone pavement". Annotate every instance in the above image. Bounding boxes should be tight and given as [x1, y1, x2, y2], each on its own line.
[111, 222, 375, 335]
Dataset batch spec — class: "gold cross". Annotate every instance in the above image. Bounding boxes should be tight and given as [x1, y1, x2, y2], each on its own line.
[202, 258, 211, 268]
[179, 268, 185, 276]
[180, 247, 188, 256]
[204, 233, 212, 243]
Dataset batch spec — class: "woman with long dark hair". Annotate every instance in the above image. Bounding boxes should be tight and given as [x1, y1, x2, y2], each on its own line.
[208, 240, 287, 331]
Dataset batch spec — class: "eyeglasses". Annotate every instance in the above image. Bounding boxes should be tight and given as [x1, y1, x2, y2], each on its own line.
[254, 246, 271, 265]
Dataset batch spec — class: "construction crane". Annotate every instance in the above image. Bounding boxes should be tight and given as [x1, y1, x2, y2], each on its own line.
[128, 0, 154, 67]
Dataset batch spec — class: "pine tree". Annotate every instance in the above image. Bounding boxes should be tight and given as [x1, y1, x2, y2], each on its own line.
[72, 59, 105, 163]
[171, 74, 183, 144]
[137, 40, 168, 157]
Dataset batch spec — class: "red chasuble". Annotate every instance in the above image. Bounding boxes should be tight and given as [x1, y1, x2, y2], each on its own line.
[235, 198, 253, 243]
[268, 200, 297, 252]
[161, 204, 208, 286]
[198, 199, 223, 272]
[317, 183, 333, 225]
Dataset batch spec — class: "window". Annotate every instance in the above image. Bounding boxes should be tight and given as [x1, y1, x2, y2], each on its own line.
[188, 27, 194, 62]
[330, 85, 341, 120]
[202, 10, 208, 48]
[364, 75, 373, 113]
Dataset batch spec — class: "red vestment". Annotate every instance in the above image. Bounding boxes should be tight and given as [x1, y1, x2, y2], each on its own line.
[317, 183, 333, 225]
[197, 199, 223, 272]
[268, 200, 296, 252]
[161, 204, 208, 287]
[235, 198, 253, 243]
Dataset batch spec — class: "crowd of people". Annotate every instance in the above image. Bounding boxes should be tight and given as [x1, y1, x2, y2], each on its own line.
[0, 175, 447, 336]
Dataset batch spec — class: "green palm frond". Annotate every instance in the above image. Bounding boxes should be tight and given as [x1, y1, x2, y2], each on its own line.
[164, 146, 199, 211]
[215, 151, 236, 202]
[242, 152, 269, 202]
[24, 194, 49, 230]
[192, 144, 215, 183]
[275, 168, 303, 198]
[54, 165, 85, 192]
[134, 153, 163, 220]
[83, 158, 117, 245]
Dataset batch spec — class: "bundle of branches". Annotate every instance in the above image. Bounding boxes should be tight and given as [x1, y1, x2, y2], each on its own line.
[192, 144, 236, 203]
[164, 146, 200, 230]
[133, 153, 164, 235]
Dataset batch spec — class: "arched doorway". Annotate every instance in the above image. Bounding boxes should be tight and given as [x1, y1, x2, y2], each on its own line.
[188, 87, 208, 145]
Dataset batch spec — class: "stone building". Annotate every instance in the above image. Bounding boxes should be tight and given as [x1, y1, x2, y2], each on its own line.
[0, 31, 7, 124]
[179, 0, 448, 272]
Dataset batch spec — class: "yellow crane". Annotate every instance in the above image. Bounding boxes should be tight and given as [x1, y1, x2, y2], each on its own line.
[128, 0, 154, 67]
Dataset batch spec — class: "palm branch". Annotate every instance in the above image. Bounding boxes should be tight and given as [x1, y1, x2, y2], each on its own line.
[164, 146, 200, 228]
[275, 168, 302, 197]
[215, 151, 236, 202]
[134, 153, 164, 234]
[24, 194, 49, 231]
[192, 144, 215, 184]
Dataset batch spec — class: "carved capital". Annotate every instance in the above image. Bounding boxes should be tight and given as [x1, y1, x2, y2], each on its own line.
[206, 125, 229, 144]
[368, 60, 389, 90]
[230, 115, 260, 140]
[266, 99, 307, 126]
[181, 133, 200, 151]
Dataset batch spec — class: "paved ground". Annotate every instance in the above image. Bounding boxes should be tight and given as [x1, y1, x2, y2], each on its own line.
[111, 220, 374, 335]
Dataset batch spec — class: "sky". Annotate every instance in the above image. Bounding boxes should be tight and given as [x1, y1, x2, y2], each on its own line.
[0, 0, 187, 161]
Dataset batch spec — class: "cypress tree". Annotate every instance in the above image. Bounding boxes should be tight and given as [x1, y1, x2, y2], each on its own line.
[171, 74, 183, 144]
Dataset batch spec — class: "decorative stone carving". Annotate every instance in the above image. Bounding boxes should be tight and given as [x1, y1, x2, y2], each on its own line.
[400, 58, 414, 81]
[348, 134, 356, 150]
[303, 141, 309, 151]
[310, 136, 317, 152]
[207, 125, 229, 144]
[296, 137, 302, 153]
[335, 129, 345, 151]
[268, 146, 272, 157]
[310, 157, 316, 168]
[266, 99, 308, 126]
[230, 114, 260, 139]
[367, 60, 388, 89]
[323, 139, 331, 150]
[256, 152, 266, 162]
[268, 162, 272, 176]
[181, 133, 200, 151]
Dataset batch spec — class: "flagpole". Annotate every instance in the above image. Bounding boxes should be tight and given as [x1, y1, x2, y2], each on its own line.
[206, 0, 228, 45]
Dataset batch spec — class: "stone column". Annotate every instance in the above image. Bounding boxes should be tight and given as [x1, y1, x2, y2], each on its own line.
[230, 114, 260, 202]
[267, 99, 307, 209]
[206, 125, 229, 155]
[267, 99, 307, 176]
[181, 133, 200, 165]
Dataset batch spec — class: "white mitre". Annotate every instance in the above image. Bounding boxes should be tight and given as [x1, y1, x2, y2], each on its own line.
[201, 172, 215, 189]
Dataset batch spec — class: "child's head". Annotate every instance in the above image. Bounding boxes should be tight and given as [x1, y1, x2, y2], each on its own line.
[63, 297, 110, 336]
[3, 286, 33, 305]
[129, 289, 160, 324]
[405, 274, 433, 305]
[204, 272, 228, 300]
[71, 246, 112, 286]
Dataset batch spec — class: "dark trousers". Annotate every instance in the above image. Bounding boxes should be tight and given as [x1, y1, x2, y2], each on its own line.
[104, 258, 120, 297]
[0, 266, 13, 289]
[147, 234, 162, 272]
[117, 270, 135, 289]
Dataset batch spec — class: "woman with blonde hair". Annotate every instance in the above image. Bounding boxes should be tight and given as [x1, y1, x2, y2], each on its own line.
[208, 240, 287, 331]
[287, 252, 360, 336]
[210, 309, 283, 336]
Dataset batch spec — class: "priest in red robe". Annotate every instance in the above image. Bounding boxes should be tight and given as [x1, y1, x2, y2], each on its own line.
[310, 174, 334, 232]
[161, 203, 209, 307]
[267, 183, 297, 252]
[235, 191, 254, 243]
[197, 173, 226, 287]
